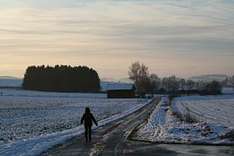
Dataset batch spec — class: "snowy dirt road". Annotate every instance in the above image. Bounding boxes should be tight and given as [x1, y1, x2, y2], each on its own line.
[42, 97, 160, 156]
[42, 97, 234, 156]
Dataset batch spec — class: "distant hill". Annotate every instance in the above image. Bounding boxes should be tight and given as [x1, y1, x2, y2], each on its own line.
[0, 76, 23, 87]
[0, 76, 21, 80]
[189, 74, 228, 82]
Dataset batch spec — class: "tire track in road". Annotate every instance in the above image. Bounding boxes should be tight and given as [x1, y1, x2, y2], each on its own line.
[42, 97, 160, 156]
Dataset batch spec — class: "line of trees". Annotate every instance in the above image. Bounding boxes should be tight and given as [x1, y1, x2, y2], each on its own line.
[129, 62, 223, 96]
[223, 76, 234, 90]
[23, 65, 100, 92]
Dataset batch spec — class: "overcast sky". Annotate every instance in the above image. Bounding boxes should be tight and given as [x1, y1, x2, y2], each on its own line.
[0, 0, 233, 80]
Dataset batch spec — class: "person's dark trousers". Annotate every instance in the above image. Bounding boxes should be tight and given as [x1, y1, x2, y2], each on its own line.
[85, 126, 92, 143]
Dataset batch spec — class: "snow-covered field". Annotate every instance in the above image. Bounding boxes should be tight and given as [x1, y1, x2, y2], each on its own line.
[135, 96, 234, 144]
[0, 89, 148, 146]
[173, 95, 234, 129]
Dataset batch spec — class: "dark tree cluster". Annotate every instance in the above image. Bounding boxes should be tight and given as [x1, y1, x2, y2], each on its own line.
[199, 81, 222, 95]
[23, 65, 100, 92]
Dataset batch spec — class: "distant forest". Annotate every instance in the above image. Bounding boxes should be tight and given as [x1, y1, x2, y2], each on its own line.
[23, 65, 100, 92]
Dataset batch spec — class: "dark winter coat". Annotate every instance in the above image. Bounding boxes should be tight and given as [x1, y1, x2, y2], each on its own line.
[81, 112, 98, 127]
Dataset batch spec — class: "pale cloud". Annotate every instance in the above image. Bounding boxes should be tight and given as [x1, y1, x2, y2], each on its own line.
[0, 0, 233, 78]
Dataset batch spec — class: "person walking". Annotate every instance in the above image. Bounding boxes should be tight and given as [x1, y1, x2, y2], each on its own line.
[81, 107, 98, 143]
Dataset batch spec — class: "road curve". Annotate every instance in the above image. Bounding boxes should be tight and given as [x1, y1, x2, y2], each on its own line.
[42, 97, 234, 156]
[42, 97, 161, 156]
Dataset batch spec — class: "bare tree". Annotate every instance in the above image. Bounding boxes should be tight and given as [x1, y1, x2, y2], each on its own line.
[179, 78, 186, 90]
[167, 76, 180, 93]
[128, 62, 141, 82]
[186, 80, 195, 90]
[149, 74, 161, 91]
[231, 76, 234, 91]
[161, 76, 179, 93]
[147, 74, 161, 96]
[128, 62, 150, 96]
[162, 77, 169, 92]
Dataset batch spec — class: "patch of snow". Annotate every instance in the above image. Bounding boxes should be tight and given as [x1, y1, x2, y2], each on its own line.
[0, 88, 151, 156]
[173, 95, 234, 128]
[135, 96, 234, 144]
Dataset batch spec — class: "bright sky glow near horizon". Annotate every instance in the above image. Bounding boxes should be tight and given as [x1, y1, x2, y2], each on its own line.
[0, 0, 233, 80]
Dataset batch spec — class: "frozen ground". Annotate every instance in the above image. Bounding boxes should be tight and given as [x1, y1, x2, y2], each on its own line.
[135, 96, 234, 144]
[0, 89, 147, 146]
[173, 95, 234, 128]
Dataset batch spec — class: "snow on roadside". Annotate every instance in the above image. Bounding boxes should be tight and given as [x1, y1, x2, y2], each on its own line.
[134, 96, 234, 144]
[222, 87, 234, 95]
[0, 96, 152, 156]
